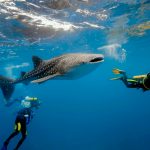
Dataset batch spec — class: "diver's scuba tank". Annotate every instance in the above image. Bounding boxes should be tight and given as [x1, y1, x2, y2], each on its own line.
[25, 96, 38, 101]
[143, 73, 150, 90]
[25, 96, 41, 109]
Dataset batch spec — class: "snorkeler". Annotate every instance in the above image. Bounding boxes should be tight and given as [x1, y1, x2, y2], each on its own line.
[111, 68, 150, 91]
[1, 96, 41, 150]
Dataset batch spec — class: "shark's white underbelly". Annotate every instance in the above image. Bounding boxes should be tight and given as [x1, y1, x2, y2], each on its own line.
[54, 63, 100, 80]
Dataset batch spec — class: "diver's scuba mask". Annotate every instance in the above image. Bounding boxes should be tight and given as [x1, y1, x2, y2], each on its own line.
[147, 73, 150, 79]
[143, 73, 150, 90]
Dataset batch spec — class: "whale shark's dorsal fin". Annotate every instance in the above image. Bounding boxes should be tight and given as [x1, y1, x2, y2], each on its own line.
[32, 56, 43, 68]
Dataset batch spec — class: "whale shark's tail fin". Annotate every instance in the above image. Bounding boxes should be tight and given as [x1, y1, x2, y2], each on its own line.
[0, 75, 15, 102]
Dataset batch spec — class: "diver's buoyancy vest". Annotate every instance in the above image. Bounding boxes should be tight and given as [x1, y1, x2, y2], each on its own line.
[17, 108, 33, 124]
[143, 76, 150, 90]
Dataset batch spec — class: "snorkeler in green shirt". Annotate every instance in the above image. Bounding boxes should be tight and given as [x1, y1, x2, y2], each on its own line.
[111, 68, 150, 91]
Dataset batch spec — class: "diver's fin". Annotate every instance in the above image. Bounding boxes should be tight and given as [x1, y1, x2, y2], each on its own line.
[1, 144, 7, 150]
[110, 77, 122, 80]
[20, 71, 26, 78]
[32, 56, 44, 68]
[31, 73, 60, 84]
[0, 76, 15, 101]
[112, 68, 125, 74]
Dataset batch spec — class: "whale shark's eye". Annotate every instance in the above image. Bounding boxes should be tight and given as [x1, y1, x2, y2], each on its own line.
[90, 57, 103, 63]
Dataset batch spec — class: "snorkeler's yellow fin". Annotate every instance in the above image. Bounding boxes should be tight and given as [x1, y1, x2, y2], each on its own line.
[133, 75, 146, 79]
[112, 68, 124, 74]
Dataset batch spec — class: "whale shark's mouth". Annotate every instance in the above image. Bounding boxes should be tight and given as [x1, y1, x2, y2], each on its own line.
[89, 57, 104, 63]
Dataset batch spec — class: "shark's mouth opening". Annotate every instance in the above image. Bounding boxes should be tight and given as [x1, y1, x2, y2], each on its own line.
[90, 57, 104, 63]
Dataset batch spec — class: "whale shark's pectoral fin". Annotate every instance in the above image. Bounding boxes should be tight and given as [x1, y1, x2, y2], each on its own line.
[31, 73, 60, 84]
[32, 56, 44, 68]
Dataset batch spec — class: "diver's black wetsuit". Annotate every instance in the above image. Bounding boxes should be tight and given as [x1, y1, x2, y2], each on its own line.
[121, 72, 150, 91]
[4, 108, 33, 150]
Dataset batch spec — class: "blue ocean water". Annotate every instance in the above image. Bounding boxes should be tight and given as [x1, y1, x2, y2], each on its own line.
[0, 0, 150, 150]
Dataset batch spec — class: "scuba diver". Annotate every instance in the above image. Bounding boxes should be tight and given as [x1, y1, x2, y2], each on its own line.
[1, 96, 41, 150]
[111, 68, 150, 91]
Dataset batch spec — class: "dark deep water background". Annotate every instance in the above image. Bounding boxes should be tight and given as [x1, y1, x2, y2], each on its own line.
[0, 0, 150, 150]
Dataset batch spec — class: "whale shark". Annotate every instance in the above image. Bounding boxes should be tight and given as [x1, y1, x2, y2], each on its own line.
[0, 53, 104, 101]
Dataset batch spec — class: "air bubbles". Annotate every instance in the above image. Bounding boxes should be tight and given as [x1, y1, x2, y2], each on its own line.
[98, 43, 127, 63]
